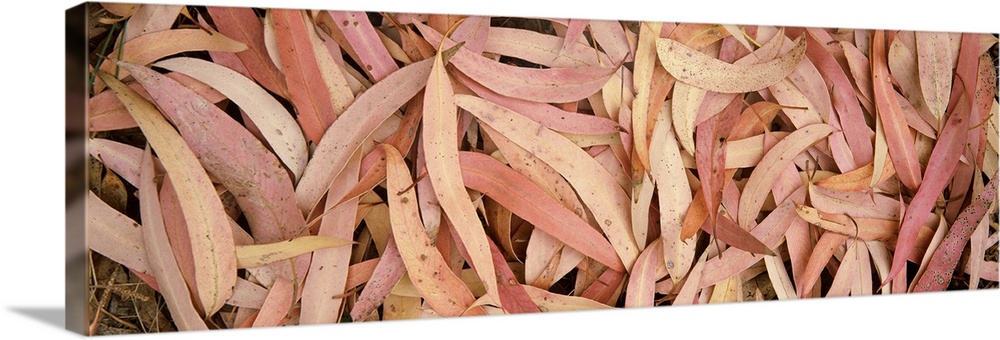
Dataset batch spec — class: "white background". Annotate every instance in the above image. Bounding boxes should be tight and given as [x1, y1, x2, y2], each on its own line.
[2, 0, 998, 338]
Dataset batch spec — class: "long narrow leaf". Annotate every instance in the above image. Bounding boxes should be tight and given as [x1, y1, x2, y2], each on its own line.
[272, 9, 336, 143]
[458, 152, 625, 272]
[207, 6, 289, 97]
[738, 124, 834, 228]
[295, 58, 433, 214]
[93, 29, 247, 92]
[456, 94, 639, 270]
[235, 236, 354, 269]
[913, 172, 998, 292]
[656, 36, 806, 93]
[872, 30, 923, 192]
[137, 146, 208, 330]
[98, 71, 236, 316]
[117, 61, 307, 247]
[417, 22, 618, 103]
[422, 46, 501, 306]
[153, 57, 308, 181]
[383, 145, 485, 317]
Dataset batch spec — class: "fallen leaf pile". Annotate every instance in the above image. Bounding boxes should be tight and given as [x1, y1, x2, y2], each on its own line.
[84, 3, 1000, 334]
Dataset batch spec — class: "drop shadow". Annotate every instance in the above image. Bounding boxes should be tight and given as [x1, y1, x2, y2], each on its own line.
[9, 307, 67, 331]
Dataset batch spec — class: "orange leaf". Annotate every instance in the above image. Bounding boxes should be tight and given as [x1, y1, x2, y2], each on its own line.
[383, 145, 485, 317]
[422, 47, 501, 306]
[93, 29, 247, 92]
[271, 9, 337, 143]
[137, 146, 208, 330]
[207, 6, 289, 98]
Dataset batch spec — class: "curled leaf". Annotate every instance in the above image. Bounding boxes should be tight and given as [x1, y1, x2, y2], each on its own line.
[417, 22, 618, 103]
[656, 36, 806, 93]
[94, 29, 247, 92]
[738, 124, 834, 228]
[153, 57, 308, 181]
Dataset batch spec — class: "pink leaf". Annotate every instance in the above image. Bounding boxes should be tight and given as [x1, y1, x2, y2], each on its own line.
[458, 152, 625, 272]
[207, 6, 289, 97]
[327, 11, 399, 81]
[456, 94, 639, 270]
[656, 35, 806, 93]
[86, 191, 151, 277]
[137, 147, 208, 330]
[738, 124, 834, 228]
[153, 57, 308, 181]
[416, 22, 618, 103]
[252, 277, 294, 328]
[872, 30, 923, 192]
[93, 29, 247, 92]
[118, 61, 306, 247]
[559, 19, 590, 56]
[272, 9, 337, 143]
[422, 47, 501, 306]
[99, 71, 236, 316]
[383, 145, 485, 317]
[885, 33, 979, 287]
[295, 58, 433, 214]
[350, 239, 405, 321]
[299, 151, 360, 324]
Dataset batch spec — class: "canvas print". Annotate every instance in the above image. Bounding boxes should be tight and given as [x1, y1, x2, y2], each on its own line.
[77, 2, 999, 335]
